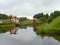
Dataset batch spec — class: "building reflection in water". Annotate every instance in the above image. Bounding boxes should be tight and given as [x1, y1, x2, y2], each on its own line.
[10, 26, 19, 34]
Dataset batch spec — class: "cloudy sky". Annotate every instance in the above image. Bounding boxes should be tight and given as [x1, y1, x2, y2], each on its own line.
[0, 0, 60, 19]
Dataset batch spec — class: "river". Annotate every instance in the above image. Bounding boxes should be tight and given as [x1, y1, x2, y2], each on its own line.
[0, 27, 60, 45]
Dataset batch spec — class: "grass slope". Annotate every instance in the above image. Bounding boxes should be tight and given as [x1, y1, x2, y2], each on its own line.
[36, 16, 60, 34]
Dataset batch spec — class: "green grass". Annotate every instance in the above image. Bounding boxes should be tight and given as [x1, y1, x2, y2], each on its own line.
[36, 16, 60, 34]
[36, 24, 48, 34]
[20, 19, 33, 26]
[45, 16, 60, 33]
[48, 16, 60, 29]
[20, 19, 42, 26]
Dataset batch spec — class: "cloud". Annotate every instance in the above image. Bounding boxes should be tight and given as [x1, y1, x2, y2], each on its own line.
[0, 3, 34, 19]
[0, 0, 60, 19]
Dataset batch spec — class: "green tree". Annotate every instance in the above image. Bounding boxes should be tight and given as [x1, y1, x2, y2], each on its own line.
[49, 11, 60, 23]
[0, 14, 9, 19]
[33, 13, 44, 19]
[50, 11, 60, 19]
[44, 14, 49, 18]
[33, 13, 49, 22]
[19, 17, 27, 22]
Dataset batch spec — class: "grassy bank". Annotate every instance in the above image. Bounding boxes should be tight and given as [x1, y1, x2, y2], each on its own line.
[20, 19, 33, 26]
[36, 16, 60, 34]
[19, 19, 41, 26]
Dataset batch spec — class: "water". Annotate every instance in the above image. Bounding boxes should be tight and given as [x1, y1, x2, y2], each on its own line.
[0, 27, 60, 45]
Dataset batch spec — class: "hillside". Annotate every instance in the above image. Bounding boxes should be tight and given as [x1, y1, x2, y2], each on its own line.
[36, 16, 60, 34]
[49, 16, 60, 30]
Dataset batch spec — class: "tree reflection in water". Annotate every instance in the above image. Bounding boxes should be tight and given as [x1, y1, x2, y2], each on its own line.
[37, 34, 60, 42]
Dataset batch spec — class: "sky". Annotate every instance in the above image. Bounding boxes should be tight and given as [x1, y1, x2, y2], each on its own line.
[0, 0, 60, 19]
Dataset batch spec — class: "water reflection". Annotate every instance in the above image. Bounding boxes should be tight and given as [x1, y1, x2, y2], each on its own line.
[0, 30, 8, 33]
[38, 34, 60, 42]
[20, 26, 27, 29]
[10, 27, 19, 34]
[0, 27, 60, 45]
[10, 26, 27, 34]
[0, 28, 11, 34]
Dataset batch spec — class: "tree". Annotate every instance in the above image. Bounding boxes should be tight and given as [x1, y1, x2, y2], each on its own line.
[0, 14, 9, 19]
[49, 11, 60, 23]
[50, 11, 60, 19]
[33, 13, 49, 22]
[19, 17, 27, 22]
[44, 14, 49, 18]
[33, 13, 44, 19]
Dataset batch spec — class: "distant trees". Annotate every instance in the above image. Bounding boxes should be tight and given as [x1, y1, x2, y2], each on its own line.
[19, 17, 27, 22]
[49, 11, 60, 22]
[50, 11, 60, 19]
[0, 14, 28, 22]
[33, 11, 60, 23]
[0, 10, 60, 23]
[0, 14, 9, 19]
[33, 13, 44, 19]
[44, 14, 49, 18]
[33, 13, 49, 22]
[33, 13, 49, 19]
